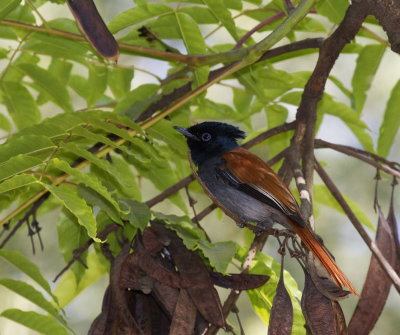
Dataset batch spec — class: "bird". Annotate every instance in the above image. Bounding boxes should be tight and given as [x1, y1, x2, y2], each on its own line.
[174, 121, 357, 296]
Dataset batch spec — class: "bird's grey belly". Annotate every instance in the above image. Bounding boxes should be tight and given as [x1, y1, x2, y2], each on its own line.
[198, 165, 285, 226]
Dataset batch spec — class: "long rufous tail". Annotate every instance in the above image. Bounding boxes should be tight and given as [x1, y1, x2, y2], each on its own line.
[289, 220, 358, 296]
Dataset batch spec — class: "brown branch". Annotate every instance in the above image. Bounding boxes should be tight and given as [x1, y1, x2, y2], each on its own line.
[315, 139, 400, 177]
[371, 0, 400, 54]
[294, 1, 369, 201]
[314, 159, 400, 293]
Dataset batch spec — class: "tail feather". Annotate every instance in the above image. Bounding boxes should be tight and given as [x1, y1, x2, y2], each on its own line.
[290, 220, 358, 296]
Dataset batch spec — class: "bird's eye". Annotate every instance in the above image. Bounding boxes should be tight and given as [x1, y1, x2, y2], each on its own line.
[201, 132, 212, 142]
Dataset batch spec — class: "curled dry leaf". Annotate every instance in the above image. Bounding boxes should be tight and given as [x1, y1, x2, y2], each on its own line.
[210, 271, 269, 290]
[142, 228, 165, 255]
[169, 289, 197, 335]
[151, 221, 225, 328]
[348, 205, 396, 335]
[306, 252, 350, 301]
[268, 257, 293, 335]
[302, 271, 347, 335]
[67, 0, 119, 62]
[120, 235, 183, 290]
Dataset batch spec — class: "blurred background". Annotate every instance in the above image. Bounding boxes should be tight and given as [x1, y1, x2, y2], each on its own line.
[0, 0, 399, 334]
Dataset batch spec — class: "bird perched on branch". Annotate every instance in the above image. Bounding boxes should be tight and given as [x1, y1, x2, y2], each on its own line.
[174, 121, 357, 296]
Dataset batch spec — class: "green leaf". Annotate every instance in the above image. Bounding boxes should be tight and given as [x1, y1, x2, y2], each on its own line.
[146, 119, 187, 153]
[317, 94, 374, 151]
[0, 154, 43, 181]
[352, 44, 386, 115]
[315, 0, 348, 24]
[0, 174, 37, 193]
[202, 0, 238, 40]
[0, 113, 12, 131]
[1, 81, 41, 129]
[174, 12, 209, 86]
[57, 214, 89, 282]
[0, 279, 63, 322]
[179, 6, 218, 24]
[108, 3, 173, 34]
[0, 134, 56, 162]
[377, 79, 400, 157]
[265, 104, 290, 158]
[87, 64, 108, 107]
[198, 240, 237, 273]
[42, 183, 99, 241]
[17, 63, 73, 112]
[0, 0, 21, 19]
[1, 309, 69, 335]
[0, 249, 54, 298]
[115, 83, 159, 120]
[22, 33, 88, 63]
[120, 199, 150, 230]
[314, 184, 375, 231]
[51, 158, 121, 213]
[77, 184, 122, 224]
[53, 252, 107, 308]
[108, 66, 134, 99]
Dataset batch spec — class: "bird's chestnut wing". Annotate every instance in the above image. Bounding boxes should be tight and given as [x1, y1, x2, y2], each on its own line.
[220, 148, 305, 226]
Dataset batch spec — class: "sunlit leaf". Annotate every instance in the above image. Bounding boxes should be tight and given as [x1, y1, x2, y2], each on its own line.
[0, 0, 21, 19]
[377, 79, 400, 157]
[0, 250, 55, 299]
[352, 44, 386, 115]
[0, 174, 37, 193]
[0, 279, 64, 322]
[1, 309, 69, 335]
[17, 63, 73, 112]
[1, 81, 41, 129]
[42, 183, 99, 241]
[198, 240, 237, 273]
[314, 184, 375, 231]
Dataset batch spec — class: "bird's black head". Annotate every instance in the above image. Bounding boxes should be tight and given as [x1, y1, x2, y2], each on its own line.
[174, 122, 245, 166]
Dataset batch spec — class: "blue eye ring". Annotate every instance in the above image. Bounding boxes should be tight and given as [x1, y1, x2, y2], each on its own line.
[201, 132, 212, 142]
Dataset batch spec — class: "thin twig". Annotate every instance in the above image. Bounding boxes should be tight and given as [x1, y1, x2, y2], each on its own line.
[52, 223, 119, 282]
[315, 139, 400, 177]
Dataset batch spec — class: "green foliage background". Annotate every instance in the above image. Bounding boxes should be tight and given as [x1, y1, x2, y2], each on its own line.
[0, 0, 399, 334]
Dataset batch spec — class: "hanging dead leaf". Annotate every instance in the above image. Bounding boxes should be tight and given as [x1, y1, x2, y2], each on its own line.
[120, 235, 183, 290]
[67, 0, 119, 62]
[348, 205, 396, 334]
[143, 228, 165, 255]
[302, 270, 347, 335]
[151, 221, 225, 328]
[169, 289, 197, 335]
[305, 252, 350, 301]
[210, 271, 269, 290]
[268, 256, 293, 335]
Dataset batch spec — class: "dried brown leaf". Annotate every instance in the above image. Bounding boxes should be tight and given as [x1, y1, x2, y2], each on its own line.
[169, 289, 197, 335]
[302, 271, 347, 335]
[67, 0, 119, 61]
[348, 205, 396, 335]
[151, 221, 225, 327]
[120, 237, 182, 290]
[210, 272, 269, 290]
[268, 259, 293, 335]
[143, 228, 165, 255]
[306, 252, 350, 301]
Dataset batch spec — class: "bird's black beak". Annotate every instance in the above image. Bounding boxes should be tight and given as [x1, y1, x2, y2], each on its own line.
[173, 126, 200, 141]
